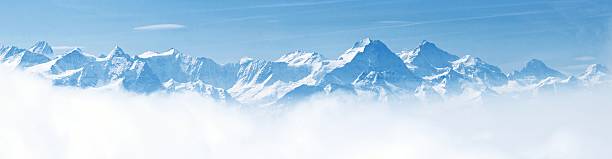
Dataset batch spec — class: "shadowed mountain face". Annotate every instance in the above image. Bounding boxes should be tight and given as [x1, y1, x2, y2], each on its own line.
[1, 39, 609, 105]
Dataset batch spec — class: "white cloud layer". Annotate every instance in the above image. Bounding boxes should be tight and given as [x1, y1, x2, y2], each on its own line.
[0, 65, 611, 159]
[133, 24, 186, 31]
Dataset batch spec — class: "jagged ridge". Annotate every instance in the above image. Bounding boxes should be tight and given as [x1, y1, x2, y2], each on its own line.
[1, 39, 609, 105]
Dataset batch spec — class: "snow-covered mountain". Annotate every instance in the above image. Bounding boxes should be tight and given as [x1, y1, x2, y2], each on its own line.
[28, 41, 54, 58]
[509, 59, 567, 84]
[1, 39, 609, 104]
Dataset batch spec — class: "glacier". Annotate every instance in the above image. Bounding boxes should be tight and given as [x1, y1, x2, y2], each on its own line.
[1, 39, 610, 105]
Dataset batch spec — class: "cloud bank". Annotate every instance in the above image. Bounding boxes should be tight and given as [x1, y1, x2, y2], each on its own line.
[0, 65, 611, 159]
[133, 24, 186, 31]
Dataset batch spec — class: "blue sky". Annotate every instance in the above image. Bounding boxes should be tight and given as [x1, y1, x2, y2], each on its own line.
[1, 0, 611, 73]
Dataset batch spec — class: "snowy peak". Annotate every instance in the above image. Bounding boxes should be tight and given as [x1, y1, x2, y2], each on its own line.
[404, 40, 459, 61]
[398, 40, 459, 77]
[452, 55, 481, 67]
[51, 48, 96, 73]
[65, 48, 83, 55]
[106, 46, 130, 59]
[510, 59, 566, 81]
[352, 37, 373, 49]
[451, 55, 508, 86]
[276, 51, 323, 66]
[165, 48, 180, 56]
[583, 64, 608, 75]
[28, 41, 54, 58]
[579, 64, 608, 82]
[416, 40, 446, 53]
[320, 38, 420, 90]
[0, 46, 25, 60]
[137, 48, 180, 58]
[526, 59, 547, 69]
[344, 38, 407, 70]
[338, 38, 394, 63]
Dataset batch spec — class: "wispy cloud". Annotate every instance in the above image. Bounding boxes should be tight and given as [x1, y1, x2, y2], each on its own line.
[574, 56, 596, 61]
[254, 10, 551, 42]
[203, 0, 358, 12]
[375, 20, 411, 24]
[133, 24, 186, 31]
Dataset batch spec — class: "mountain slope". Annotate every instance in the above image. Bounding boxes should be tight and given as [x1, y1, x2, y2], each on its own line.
[1, 39, 610, 105]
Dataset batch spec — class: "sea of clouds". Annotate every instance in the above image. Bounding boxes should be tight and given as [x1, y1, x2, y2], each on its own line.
[0, 65, 611, 159]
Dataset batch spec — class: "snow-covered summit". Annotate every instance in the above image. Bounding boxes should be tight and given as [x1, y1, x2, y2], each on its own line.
[579, 64, 608, 84]
[105, 46, 130, 59]
[276, 51, 324, 66]
[398, 40, 459, 77]
[28, 41, 54, 58]
[509, 59, 566, 83]
[319, 38, 421, 92]
[137, 48, 180, 58]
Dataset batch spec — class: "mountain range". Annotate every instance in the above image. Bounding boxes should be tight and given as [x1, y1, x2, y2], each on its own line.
[1, 39, 609, 105]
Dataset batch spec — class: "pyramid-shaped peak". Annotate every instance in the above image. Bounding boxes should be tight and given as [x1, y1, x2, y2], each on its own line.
[112, 45, 123, 51]
[107, 46, 130, 59]
[28, 41, 54, 57]
[510, 58, 566, 80]
[526, 59, 547, 68]
[351, 38, 387, 49]
[339, 38, 394, 63]
[419, 40, 437, 47]
[110, 46, 124, 54]
[164, 48, 180, 55]
[409, 40, 449, 54]
[585, 64, 608, 73]
[580, 64, 609, 81]
[353, 38, 372, 48]
[66, 48, 83, 55]
[414, 40, 446, 52]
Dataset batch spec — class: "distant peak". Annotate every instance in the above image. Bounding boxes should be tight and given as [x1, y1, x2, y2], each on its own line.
[339, 38, 394, 62]
[276, 50, 323, 65]
[283, 50, 321, 57]
[111, 45, 124, 53]
[419, 40, 434, 46]
[112, 45, 123, 50]
[511, 58, 566, 80]
[585, 64, 608, 73]
[60, 48, 89, 58]
[33, 41, 50, 46]
[67, 48, 83, 54]
[240, 57, 254, 64]
[527, 59, 545, 66]
[107, 46, 129, 59]
[165, 48, 180, 55]
[351, 38, 387, 49]
[136, 48, 180, 58]
[454, 55, 482, 66]
[416, 40, 441, 50]
[28, 40, 54, 57]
